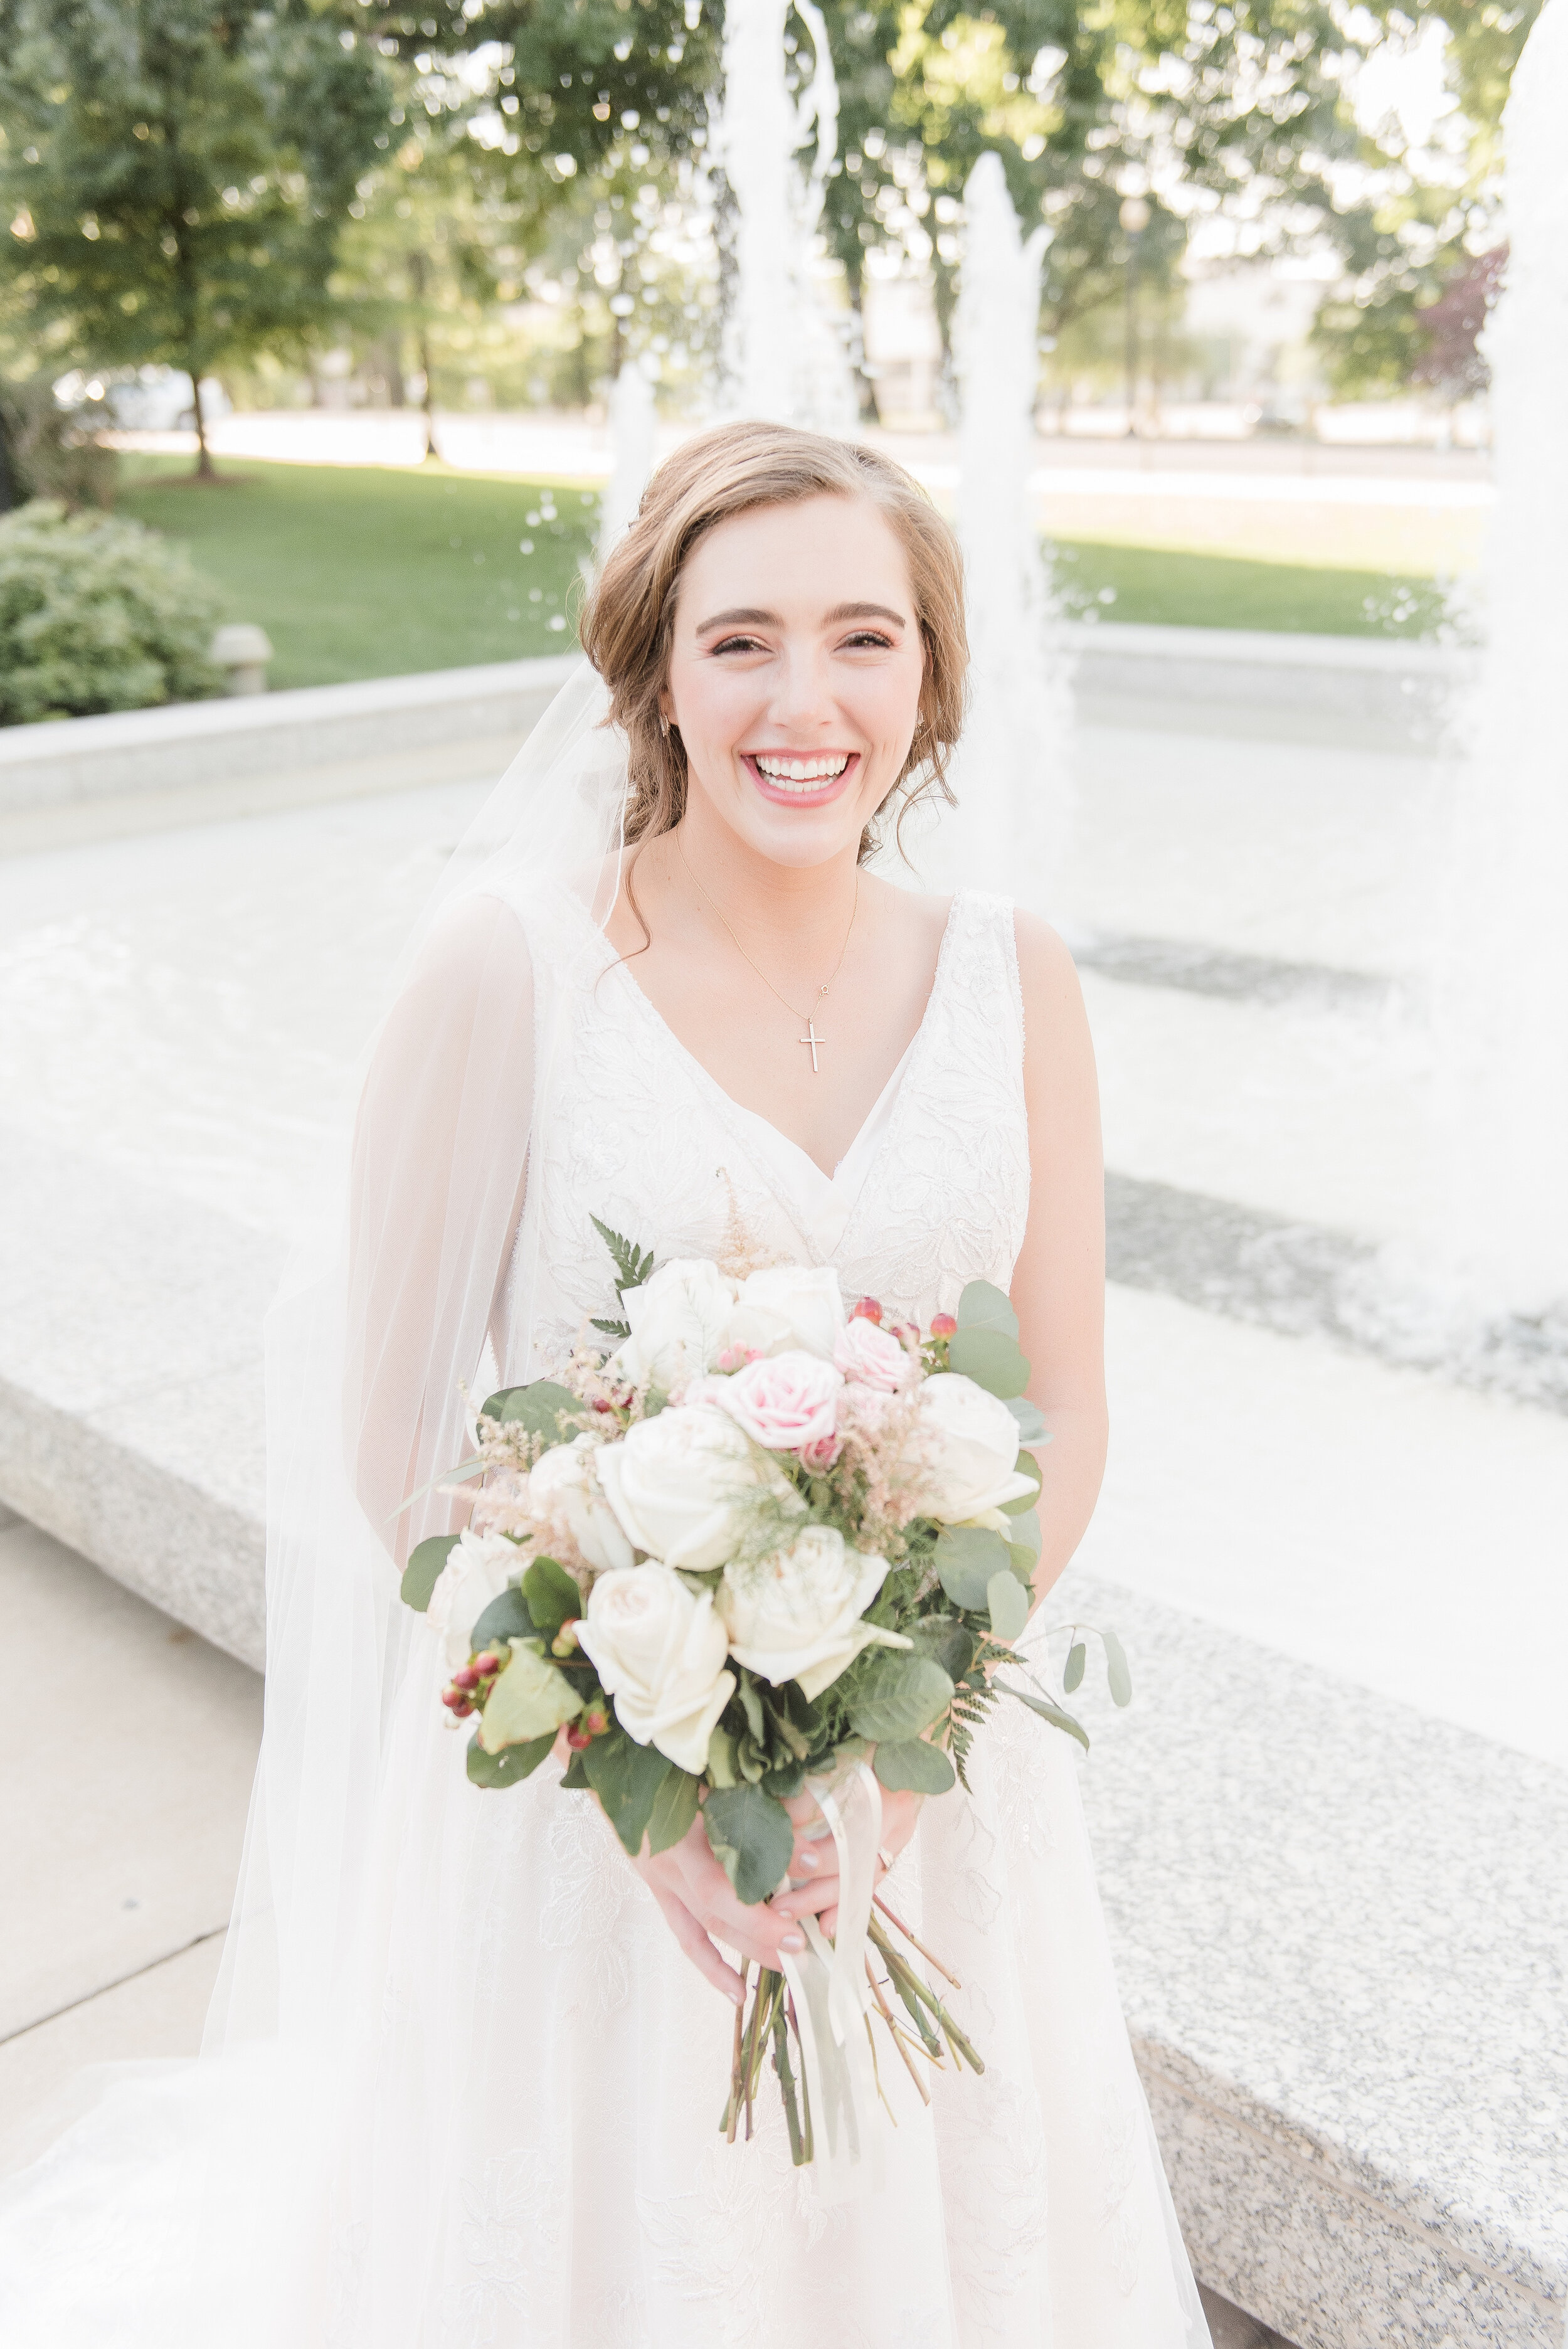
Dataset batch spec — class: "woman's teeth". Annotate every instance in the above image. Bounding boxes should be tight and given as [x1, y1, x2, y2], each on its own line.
[753, 753, 851, 793]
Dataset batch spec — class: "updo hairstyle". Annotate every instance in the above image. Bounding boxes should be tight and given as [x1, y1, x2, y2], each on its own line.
[578, 419, 968, 861]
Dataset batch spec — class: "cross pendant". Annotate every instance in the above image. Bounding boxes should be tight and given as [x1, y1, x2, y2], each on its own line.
[798, 1015, 825, 1073]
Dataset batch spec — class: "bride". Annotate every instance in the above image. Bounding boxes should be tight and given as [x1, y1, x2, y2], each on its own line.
[0, 422, 1211, 2346]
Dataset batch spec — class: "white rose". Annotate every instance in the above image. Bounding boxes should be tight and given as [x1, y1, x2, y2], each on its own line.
[527, 1434, 636, 1574]
[578, 1564, 736, 1773]
[610, 1258, 739, 1391]
[723, 1265, 847, 1362]
[719, 1525, 910, 1701]
[425, 1527, 521, 1678]
[595, 1404, 776, 1571]
[915, 1373, 1038, 1520]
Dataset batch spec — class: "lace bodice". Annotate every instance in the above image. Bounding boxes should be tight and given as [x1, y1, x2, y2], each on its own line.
[506, 888, 1031, 1380]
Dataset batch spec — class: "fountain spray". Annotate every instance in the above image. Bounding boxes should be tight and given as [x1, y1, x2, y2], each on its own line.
[597, 363, 657, 570]
[1426, 0, 1568, 1320]
[944, 152, 1074, 912]
[716, 0, 857, 430]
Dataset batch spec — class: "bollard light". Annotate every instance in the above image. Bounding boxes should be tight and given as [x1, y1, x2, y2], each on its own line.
[210, 622, 273, 696]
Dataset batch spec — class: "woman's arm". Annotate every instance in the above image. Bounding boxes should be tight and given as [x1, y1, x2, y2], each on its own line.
[1009, 911, 1110, 1605]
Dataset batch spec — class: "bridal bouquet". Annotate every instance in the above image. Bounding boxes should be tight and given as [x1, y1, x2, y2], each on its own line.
[401, 1224, 1128, 2177]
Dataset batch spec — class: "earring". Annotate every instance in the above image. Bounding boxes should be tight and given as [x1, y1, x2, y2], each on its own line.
[659, 714, 670, 738]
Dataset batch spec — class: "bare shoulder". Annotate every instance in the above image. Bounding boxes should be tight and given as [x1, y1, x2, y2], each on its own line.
[860, 872, 952, 952]
[1011, 907, 1089, 1033]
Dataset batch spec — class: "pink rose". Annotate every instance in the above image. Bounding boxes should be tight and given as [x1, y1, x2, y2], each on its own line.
[706, 1349, 844, 1454]
[834, 1315, 918, 1393]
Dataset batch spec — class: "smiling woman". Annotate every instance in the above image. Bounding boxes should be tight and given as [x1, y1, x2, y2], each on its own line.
[0, 422, 1212, 2349]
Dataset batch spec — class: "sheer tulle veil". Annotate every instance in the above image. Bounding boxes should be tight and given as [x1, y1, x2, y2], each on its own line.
[0, 660, 640, 2341]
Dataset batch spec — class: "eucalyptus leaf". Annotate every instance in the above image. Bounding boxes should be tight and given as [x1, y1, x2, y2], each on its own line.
[908, 1618, 975, 1685]
[945, 1325, 1030, 1399]
[1102, 1627, 1133, 1708]
[467, 1731, 554, 1789]
[469, 1584, 535, 1653]
[480, 1379, 578, 1444]
[1005, 1543, 1037, 1585]
[1064, 1640, 1086, 1694]
[477, 1641, 582, 1753]
[400, 1532, 458, 1613]
[583, 1729, 673, 1856]
[703, 1783, 795, 1906]
[645, 1764, 701, 1854]
[874, 1738, 956, 1795]
[1006, 1396, 1050, 1445]
[997, 1677, 1089, 1753]
[1006, 1507, 1041, 1560]
[847, 1653, 954, 1743]
[521, 1555, 582, 1636]
[933, 1524, 1011, 1609]
[1000, 1452, 1042, 1514]
[956, 1279, 1019, 1340]
[987, 1569, 1029, 1645]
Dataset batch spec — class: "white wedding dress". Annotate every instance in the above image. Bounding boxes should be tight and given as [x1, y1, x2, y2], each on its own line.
[0, 885, 1210, 2349]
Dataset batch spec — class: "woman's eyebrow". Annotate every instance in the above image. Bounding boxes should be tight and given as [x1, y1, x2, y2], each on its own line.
[824, 602, 907, 628]
[694, 606, 780, 637]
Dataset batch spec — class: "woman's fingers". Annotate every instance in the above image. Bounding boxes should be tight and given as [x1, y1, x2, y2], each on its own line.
[650, 1883, 746, 2005]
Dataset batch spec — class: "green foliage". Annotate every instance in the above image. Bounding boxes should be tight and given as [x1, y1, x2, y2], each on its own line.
[467, 1729, 556, 1787]
[477, 1638, 583, 1751]
[997, 1675, 1088, 1753]
[0, 0, 393, 468]
[702, 1781, 796, 1905]
[986, 1568, 1029, 1645]
[521, 1555, 583, 1637]
[645, 1763, 702, 1855]
[0, 499, 224, 724]
[583, 1725, 677, 1854]
[401, 1531, 459, 1612]
[469, 1583, 536, 1653]
[480, 1379, 579, 1441]
[0, 380, 115, 512]
[1063, 1639, 1086, 1694]
[873, 1736, 956, 1795]
[932, 1524, 1011, 1610]
[845, 1650, 953, 1743]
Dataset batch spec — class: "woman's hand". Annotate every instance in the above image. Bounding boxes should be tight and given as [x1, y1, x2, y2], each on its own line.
[632, 1786, 924, 2003]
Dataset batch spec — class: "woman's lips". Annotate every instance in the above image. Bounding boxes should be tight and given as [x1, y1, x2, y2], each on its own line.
[740, 751, 861, 808]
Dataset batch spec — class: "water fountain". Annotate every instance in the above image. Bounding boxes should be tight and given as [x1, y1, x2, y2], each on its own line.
[715, 0, 857, 432]
[1419, 0, 1568, 1328]
[596, 361, 657, 568]
[941, 152, 1074, 914]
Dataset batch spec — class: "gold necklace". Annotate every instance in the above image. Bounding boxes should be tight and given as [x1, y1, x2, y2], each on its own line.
[675, 831, 859, 1074]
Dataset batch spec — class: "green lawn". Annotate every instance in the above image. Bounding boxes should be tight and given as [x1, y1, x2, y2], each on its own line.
[1049, 538, 1446, 638]
[118, 453, 600, 689]
[115, 452, 1448, 692]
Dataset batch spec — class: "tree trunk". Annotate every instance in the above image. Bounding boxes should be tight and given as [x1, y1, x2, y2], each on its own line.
[190, 369, 216, 480]
[408, 252, 440, 461]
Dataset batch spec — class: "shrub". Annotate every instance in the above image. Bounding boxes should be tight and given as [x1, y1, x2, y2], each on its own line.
[0, 501, 226, 725]
[0, 380, 118, 512]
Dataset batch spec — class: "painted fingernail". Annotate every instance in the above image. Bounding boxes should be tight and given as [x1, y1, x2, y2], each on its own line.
[780, 1931, 805, 1953]
[795, 1848, 820, 1872]
[731, 1983, 746, 2005]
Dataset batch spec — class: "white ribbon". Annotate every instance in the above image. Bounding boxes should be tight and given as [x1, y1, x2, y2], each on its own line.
[778, 1759, 887, 2202]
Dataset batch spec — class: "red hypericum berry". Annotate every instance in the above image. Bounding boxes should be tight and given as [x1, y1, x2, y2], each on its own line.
[564, 1722, 593, 1750]
[930, 1312, 958, 1339]
[851, 1297, 883, 1324]
[441, 1687, 464, 1710]
[474, 1651, 501, 1677]
[452, 1697, 474, 1718]
[585, 1709, 609, 1737]
[453, 1665, 480, 1692]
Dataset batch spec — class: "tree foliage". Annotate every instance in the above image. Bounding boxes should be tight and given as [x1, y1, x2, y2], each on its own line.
[0, 0, 394, 469]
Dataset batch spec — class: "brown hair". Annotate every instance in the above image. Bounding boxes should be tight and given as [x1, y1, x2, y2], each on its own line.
[578, 419, 967, 862]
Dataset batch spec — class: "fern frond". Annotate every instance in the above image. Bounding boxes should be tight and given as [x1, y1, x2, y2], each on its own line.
[590, 1215, 656, 1300]
[591, 1317, 632, 1340]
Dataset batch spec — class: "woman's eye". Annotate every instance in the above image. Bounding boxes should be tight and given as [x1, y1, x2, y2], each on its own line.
[842, 631, 894, 650]
[710, 634, 766, 655]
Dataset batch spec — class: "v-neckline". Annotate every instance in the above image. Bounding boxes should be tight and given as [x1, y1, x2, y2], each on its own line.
[600, 891, 965, 1187]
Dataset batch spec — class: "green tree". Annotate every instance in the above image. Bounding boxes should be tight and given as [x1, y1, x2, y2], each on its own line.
[0, 0, 394, 477]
